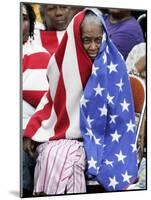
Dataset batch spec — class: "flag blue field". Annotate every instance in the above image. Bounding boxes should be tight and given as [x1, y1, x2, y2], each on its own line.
[80, 13, 138, 191]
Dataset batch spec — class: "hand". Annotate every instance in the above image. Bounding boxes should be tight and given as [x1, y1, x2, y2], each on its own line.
[23, 137, 39, 157]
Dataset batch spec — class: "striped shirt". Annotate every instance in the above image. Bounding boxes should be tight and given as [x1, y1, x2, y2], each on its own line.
[23, 30, 65, 128]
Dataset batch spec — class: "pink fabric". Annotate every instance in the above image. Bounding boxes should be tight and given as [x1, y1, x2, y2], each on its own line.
[34, 139, 86, 194]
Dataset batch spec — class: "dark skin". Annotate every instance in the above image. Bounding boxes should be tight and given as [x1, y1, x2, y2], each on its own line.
[108, 9, 131, 24]
[41, 5, 71, 31]
[23, 137, 40, 157]
[81, 21, 103, 61]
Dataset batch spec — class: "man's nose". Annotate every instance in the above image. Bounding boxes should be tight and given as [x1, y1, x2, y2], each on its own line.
[89, 41, 97, 50]
[55, 6, 63, 16]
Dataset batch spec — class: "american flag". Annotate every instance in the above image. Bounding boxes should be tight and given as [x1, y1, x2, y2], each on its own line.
[22, 29, 65, 108]
[80, 10, 138, 191]
[24, 9, 92, 141]
[24, 8, 138, 191]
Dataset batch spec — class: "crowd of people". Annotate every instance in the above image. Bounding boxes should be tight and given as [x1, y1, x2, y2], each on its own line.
[21, 3, 146, 197]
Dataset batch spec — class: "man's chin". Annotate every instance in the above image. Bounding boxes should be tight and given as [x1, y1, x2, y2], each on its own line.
[55, 24, 67, 31]
[89, 55, 97, 61]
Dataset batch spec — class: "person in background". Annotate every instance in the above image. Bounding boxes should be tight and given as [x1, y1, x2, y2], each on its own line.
[23, 8, 138, 194]
[22, 3, 50, 197]
[104, 8, 144, 60]
[34, 4, 74, 55]
[126, 42, 146, 81]
[22, 4, 50, 129]
[22, 4, 77, 197]
[32, 3, 45, 30]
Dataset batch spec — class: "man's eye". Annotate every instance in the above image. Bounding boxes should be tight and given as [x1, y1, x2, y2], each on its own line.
[95, 38, 102, 44]
[47, 6, 55, 11]
[82, 38, 90, 44]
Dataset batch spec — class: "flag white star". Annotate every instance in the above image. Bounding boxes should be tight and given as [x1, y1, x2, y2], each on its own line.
[131, 143, 137, 152]
[87, 115, 94, 128]
[93, 135, 101, 145]
[116, 79, 124, 91]
[85, 128, 94, 140]
[107, 93, 114, 105]
[109, 114, 118, 124]
[96, 166, 100, 174]
[103, 52, 107, 64]
[93, 83, 105, 96]
[115, 150, 127, 164]
[126, 120, 135, 133]
[108, 176, 119, 190]
[98, 104, 107, 117]
[107, 61, 118, 74]
[102, 33, 106, 43]
[80, 95, 89, 108]
[120, 99, 130, 112]
[104, 159, 114, 167]
[88, 157, 97, 169]
[121, 171, 132, 183]
[92, 65, 99, 76]
[106, 45, 109, 54]
[111, 130, 121, 142]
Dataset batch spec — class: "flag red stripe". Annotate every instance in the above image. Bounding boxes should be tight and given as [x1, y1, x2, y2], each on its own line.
[24, 91, 53, 138]
[55, 32, 68, 72]
[46, 32, 69, 139]
[22, 52, 50, 72]
[73, 11, 92, 88]
[53, 72, 69, 140]
[23, 90, 47, 108]
[40, 31, 59, 56]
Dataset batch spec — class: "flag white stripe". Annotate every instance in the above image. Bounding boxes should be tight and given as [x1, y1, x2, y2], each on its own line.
[47, 54, 60, 101]
[32, 55, 60, 141]
[62, 20, 83, 139]
[23, 69, 48, 91]
[32, 106, 57, 142]
[56, 31, 65, 43]
[23, 30, 48, 56]
[35, 93, 48, 111]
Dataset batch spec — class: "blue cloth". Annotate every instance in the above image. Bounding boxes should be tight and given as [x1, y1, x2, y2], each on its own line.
[104, 15, 144, 60]
[23, 150, 36, 191]
[80, 10, 138, 191]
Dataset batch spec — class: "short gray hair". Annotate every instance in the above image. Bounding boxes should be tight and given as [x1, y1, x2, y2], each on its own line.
[81, 11, 103, 30]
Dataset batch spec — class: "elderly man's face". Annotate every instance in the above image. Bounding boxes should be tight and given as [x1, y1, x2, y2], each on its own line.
[43, 5, 71, 31]
[81, 22, 103, 61]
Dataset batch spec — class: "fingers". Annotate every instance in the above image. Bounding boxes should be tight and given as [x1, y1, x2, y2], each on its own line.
[23, 137, 36, 156]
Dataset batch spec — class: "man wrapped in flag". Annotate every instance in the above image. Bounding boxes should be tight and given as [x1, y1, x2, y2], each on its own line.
[23, 8, 138, 194]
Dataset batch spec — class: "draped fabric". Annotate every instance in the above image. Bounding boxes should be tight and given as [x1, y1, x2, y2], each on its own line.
[39, 30, 65, 55]
[23, 38, 50, 108]
[33, 140, 86, 194]
[80, 11, 138, 191]
[24, 8, 138, 191]
[24, 10, 92, 141]
[23, 30, 64, 128]
[23, 29, 64, 109]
